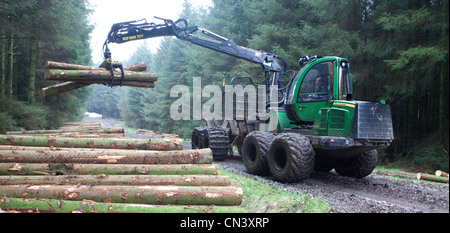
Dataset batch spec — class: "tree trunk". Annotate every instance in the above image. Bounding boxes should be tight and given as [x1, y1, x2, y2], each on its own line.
[0, 198, 245, 213]
[6, 29, 13, 100]
[435, 170, 449, 178]
[45, 69, 158, 82]
[0, 148, 213, 164]
[0, 163, 219, 176]
[416, 173, 449, 183]
[41, 80, 155, 97]
[0, 135, 183, 150]
[6, 127, 124, 134]
[0, 174, 231, 186]
[46, 61, 148, 72]
[27, 37, 37, 104]
[0, 185, 243, 205]
[1, 29, 6, 98]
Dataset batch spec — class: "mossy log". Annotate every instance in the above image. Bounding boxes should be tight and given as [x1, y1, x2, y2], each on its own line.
[0, 148, 212, 164]
[0, 135, 183, 150]
[0, 198, 245, 213]
[0, 174, 231, 186]
[46, 61, 148, 72]
[6, 127, 124, 135]
[416, 173, 449, 183]
[0, 185, 243, 205]
[0, 163, 219, 176]
[45, 69, 158, 82]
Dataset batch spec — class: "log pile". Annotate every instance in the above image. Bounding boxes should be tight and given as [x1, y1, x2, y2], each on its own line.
[374, 169, 449, 184]
[41, 61, 158, 97]
[0, 121, 244, 213]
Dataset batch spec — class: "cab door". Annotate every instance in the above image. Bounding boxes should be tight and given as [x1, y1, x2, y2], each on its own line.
[293, 61, 335, 123]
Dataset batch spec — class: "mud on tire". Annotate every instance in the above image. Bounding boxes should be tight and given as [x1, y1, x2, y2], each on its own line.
[268, 133, 315, 183]
[334, 149, 378, 178]
[242, 131, 275, 175]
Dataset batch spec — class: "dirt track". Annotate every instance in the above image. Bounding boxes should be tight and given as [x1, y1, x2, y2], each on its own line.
[87, 117, 449, 213]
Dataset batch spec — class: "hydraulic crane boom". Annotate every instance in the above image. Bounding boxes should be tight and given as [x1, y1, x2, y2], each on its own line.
[102, 17, 287, 94]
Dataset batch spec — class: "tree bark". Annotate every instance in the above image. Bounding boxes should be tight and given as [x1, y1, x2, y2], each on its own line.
[41, 61, 152, 97]
[27, 37, 37, 104]
[6, 29, 13, 99]
[0, 174, 231, 186]
[416, 173, 449, 183]
[0, 185, 243, 205]
[0, 198, 245, 213]
[0, 135, 183, 150]
[46, 61, 148, 72]
[6, 127, 125, 135]
[0, 148, 213, 164]
[41, 80, 155, 97]
[435, 170, 449, 178]
[0, 29, 6, 98]
[45, 69, 158, 82]
[0, 163, 219, 176]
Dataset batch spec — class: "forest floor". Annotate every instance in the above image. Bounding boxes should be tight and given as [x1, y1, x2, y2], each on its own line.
[86, 117, 449, 213]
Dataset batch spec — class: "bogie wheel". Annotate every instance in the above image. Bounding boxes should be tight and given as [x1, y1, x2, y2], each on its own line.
[203, 127, 229, 161]
[191, 127, 208, 149]
[268, 133, 315, 183]
[242, 131, 275, 175]
[334, 149, 378, 178]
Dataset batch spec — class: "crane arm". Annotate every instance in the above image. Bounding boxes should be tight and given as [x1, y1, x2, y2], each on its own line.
[102, 17, 287, 84]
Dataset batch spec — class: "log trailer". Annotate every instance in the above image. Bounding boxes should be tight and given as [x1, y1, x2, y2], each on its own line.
[102, 17, 394, 182]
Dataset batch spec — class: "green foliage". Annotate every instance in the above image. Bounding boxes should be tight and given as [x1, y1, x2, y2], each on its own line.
[1, 0, 93, 131]
[0, 97, 48, 132]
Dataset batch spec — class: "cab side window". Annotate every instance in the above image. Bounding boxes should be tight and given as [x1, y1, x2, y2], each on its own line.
[297, 62, 333, 103]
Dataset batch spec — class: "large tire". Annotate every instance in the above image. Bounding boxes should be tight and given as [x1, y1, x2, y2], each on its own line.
[334, 149, 378, 178]
[191, 127, 208, 149]
[268, 133, 315, 183]
[203, 127, 229, 161]
[242, 131, 275, 175]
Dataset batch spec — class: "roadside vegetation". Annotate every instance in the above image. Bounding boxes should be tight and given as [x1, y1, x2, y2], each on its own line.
[219, 167, 331, 213]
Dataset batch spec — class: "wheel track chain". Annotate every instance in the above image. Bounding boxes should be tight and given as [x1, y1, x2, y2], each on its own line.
[204, 127, 230, 161]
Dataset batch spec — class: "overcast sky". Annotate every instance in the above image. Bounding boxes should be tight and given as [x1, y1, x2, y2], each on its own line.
[88, 0, 212, 65]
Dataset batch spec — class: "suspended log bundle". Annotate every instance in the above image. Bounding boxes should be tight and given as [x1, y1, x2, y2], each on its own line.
[41, 61, 157, 97]
[0, 121, 244, 213]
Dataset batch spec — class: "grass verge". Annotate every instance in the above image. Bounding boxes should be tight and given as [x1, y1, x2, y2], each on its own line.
[218, 167, 332, 213]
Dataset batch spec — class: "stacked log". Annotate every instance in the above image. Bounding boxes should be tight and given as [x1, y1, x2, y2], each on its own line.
[41, 61, 157, 97]
[0, 121, 244, 213]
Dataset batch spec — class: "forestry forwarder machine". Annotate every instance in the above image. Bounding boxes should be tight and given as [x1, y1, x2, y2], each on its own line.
[101, 17, 394, 183]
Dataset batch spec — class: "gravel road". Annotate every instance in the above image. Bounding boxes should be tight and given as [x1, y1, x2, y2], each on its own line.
[86, 117, 449, 213]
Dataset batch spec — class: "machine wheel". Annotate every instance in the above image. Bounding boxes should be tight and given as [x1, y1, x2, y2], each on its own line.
[191, 127, 208, 149]
[203, 127, 229, 161]
[242, 131, 274, 175]
[334, 149, 378, 178]
[268, 133, 315, 183]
